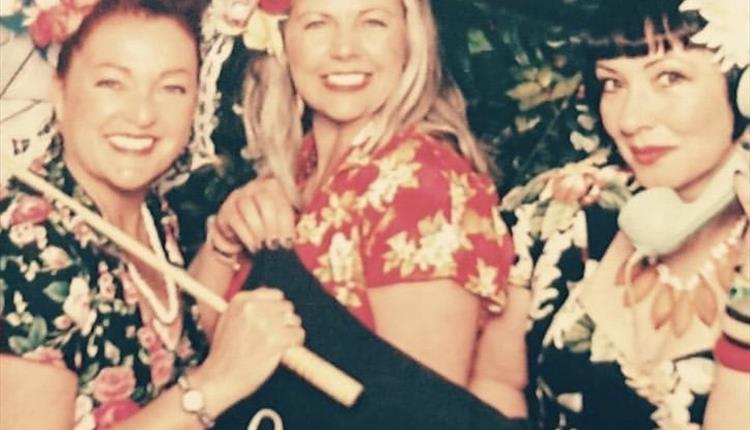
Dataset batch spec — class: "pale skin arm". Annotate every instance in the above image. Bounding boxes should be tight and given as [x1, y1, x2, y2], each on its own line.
[468, 286, 530, 418]
[0, 289, 304, 430]
[368, 280, 528, 418]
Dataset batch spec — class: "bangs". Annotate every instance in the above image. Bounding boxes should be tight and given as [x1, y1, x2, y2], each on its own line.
[582, 5, 704, 60]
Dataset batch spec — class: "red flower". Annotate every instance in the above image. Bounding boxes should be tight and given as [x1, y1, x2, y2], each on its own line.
[259, 0, 290, 14]
[93, 399, 140, 428]
[29, 0, 98, 48]
[90, 366, 136, 403]
[10, 195, 52, 225]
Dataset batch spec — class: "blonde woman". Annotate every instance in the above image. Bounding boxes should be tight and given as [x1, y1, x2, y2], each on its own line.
[198, 0, 528, 417]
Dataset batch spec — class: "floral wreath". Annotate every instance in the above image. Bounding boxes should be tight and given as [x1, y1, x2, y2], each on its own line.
[680, 0, 750, 118]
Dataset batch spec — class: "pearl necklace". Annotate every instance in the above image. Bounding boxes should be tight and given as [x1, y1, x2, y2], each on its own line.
[126, 204, 180, 325]
[619, 217, 747, 337]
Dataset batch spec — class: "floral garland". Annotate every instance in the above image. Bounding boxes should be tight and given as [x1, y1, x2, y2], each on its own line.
[680, 0, 750, 118]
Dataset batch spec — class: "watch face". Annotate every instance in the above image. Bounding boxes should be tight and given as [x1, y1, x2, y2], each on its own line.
[182, 389, 205, 413]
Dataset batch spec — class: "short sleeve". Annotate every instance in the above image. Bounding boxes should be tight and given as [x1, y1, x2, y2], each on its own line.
[361, 139, 513, 313]
[0, 193, 88, 373]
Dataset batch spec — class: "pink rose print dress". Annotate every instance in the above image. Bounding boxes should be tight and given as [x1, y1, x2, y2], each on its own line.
[0, 138, 209, 429]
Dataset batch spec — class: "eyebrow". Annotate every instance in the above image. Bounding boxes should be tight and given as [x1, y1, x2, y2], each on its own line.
[295, 7, 396, 19]
[94, 62, 193, 77]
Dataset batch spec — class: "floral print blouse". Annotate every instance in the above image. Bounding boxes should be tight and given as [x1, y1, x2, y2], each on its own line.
[501, 149, 718, 430]
[0, 142, 209, 429]
[291, 128, 514, 330]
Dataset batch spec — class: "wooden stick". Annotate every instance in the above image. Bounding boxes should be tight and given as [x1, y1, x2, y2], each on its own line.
[0, 154, 364, 407]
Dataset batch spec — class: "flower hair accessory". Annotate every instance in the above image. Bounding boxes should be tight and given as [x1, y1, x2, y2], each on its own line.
[209, 0, 290, 57]
[0, 0, 99, 48]
[186, 0, 291, 193]
[679, 0, 750, 117]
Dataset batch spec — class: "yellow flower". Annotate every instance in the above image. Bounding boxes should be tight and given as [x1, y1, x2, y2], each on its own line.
[242, 9, 285, 57]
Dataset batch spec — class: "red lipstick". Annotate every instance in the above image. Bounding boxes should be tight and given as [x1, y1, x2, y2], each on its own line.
[630, 146, 674, 165]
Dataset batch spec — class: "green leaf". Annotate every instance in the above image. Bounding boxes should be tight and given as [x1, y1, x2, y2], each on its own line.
[27, 317, 48, 348]
[43, 281, 69, 303]
[467, 28, 493, 54]
[8, 336, 32, 354]
[79, 362, 100, 384]
[0, 278, 6, 315]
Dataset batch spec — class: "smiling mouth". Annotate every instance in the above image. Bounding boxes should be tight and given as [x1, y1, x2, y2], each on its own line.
[108, 135, 156, 152]
[322, 73, 370, 90]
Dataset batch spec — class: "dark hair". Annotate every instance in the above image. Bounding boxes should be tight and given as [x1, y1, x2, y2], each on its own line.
[579, 0, 748, 138]
[56, 0, 208, 78]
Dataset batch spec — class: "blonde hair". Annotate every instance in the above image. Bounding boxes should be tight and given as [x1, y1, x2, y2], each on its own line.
[241, 0, 489, 206]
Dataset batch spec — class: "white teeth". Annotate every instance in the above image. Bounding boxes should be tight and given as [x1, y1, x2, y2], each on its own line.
[109, 135, 154, 151]
[325, 73, 367, 86]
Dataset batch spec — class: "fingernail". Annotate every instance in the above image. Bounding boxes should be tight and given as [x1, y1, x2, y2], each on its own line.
[281, 237, 294, 249]
[266, 238, 280, 250]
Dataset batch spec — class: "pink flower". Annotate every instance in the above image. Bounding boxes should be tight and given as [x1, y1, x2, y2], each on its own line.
[10, 195, 52, 225]
[90, 366, 136, 403]
[176, 337, 195, 361]
[149, 349, 175, 389]
[29, 0, 98, 48]
[137, 326, 161, 352]
[259, 0, 290, 14]
[93, 399, 140, 428]
[22, 346, 66, 368]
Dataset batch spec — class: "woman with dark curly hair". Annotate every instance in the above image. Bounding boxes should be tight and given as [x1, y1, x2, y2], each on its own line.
[0, 1, 304, 428]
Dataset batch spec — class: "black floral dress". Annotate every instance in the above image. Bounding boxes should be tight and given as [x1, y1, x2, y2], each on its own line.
[502, 150, 717, 430]
[0, 141, 209, 429]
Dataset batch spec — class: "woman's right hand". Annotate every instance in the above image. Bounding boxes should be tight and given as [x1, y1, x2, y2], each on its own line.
[214, 177, 297, 253]
[193, 288, 305, 409]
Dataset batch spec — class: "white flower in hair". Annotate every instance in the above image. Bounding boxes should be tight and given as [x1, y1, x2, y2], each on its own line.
[679, 0, 750, 71]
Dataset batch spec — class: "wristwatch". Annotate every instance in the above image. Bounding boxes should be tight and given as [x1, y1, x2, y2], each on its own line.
[177, 375, 216, 429]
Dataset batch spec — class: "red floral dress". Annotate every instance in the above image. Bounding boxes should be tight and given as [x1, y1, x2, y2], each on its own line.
[282, 128, 514, 329]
